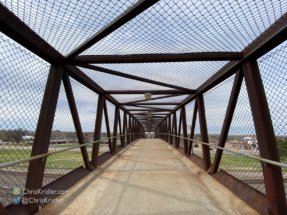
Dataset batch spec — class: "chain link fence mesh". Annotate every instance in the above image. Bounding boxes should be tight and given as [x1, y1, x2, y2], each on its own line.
[0, 0, 287, 209]
[0, 34, 50, 206]
[258, 41, 287, 197]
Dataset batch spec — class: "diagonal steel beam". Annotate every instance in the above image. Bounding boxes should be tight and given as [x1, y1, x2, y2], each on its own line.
[70, 52, 243, 64]
[0, 4, 63, 65]
[155, 13, 287, 129]
[0, 6, 142, 122]
[65, 0, 159, 59]
[62, 72, 92, 171]
[77, 64, 195, 92]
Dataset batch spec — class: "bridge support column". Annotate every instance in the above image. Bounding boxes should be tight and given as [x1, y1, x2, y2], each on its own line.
[103, 99, 112, 153]
[92, 94, 104, 168]
[242, 60, 286, 215]
[188, 100, 197, 155]
[25, 65, 63, 214]
[197, 94, 211, 171]
[181, 106, 188, 155]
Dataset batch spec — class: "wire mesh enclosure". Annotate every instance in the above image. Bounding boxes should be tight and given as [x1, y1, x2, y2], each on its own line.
[0, 0, 287, 214]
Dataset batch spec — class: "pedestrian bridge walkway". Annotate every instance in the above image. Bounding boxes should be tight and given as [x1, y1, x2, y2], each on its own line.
[37, 139, 257, 215]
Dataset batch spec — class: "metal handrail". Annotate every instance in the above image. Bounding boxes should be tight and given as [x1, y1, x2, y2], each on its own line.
[0, 133, 143, 169]
[157, 133, 287, 168]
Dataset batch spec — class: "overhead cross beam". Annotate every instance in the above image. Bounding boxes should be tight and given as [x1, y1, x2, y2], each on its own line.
[127, 109, 171, 112]
[122, 102, 180, 105]
[121, 94, 183, 104]
[70, 52, 243, 64]
[77, 64, 195, 92]
[65, 0, 160, 59]
[106, 90, 194, 94]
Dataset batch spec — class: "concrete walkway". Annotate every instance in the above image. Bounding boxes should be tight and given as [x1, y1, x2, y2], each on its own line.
[38, 139, 258, 215]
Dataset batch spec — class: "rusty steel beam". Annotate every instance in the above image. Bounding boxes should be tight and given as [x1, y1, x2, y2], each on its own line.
[177, 109, 182, 148]
[113, 106, 119, 153]
[211, 70, 243, 175]
[70, 52, 243, 64]
[155, 13, 287, 127]
[123, 112, 127, 146]
[133, 113, 168, 115]
[66, 0, 159, 59]
[172, 112, 177, 145]
[0, 6, 137, 122]
[121, 94, 182, 104]
[0, 4, 63, 65]
[127, 109, 171, 112]
[78, 64, 195, 92]
[103, 99, 112, 153]
[25, 65, 64, 214]
[197, 95, 211, 171]
[128, 115, 131, 144]
[123, 102, 180, 105]
[64, 65, 135, 120]
[197, 13, 287, 95]
[181, 106, 188, 155]
[136, 116, 164, 119]
[92, 95, 105, 168]
[168, 116, 172, 144]
[126, 105, 173, 111]
[118, 108, 123, 147]
[242, 61, 286, 215]
[62, 72, 92, 171]
[105, 90, 193, 94]
[188, 100, 198, 155]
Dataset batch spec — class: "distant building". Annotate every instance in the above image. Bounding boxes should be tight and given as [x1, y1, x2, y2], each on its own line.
[22, 136, 34, 140]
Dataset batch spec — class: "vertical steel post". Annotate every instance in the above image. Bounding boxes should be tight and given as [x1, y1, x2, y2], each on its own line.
[168, 116, 172, 144]
[129, 115, 132, 143]
[173, 112, 177, 146]
[92, 94, 104, 168]
[177, 110, 182, 148]
[197, 94, 211, 171]
[181, 106, 188, 155]
[188, 100, 198, 155]
[25, 65, 63, 214]
[103, 99, 112, 153]
[164, 118, 168, 142]
[211, 70, 243, 174]
[242, 61, 286, 215]
[113, 106, 119, 153]
[118, 109, 123, 147]
[123, 112, 127, 146]
[171, 115, 174, 143]
[62, 72, 92, 171]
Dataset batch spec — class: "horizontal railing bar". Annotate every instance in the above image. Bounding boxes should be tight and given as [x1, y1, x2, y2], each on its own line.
[0, 133, 142, 169]
[157, 133, 287, 168]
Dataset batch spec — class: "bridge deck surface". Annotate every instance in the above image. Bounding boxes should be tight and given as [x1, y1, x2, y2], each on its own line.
[38, 139, 258, 215]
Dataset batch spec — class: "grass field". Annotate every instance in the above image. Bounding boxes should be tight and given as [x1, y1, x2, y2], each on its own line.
[0, 149, 105, 170]
[196, 154, 262, 172]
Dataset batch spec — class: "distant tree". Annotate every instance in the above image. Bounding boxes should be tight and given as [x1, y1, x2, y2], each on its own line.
[1, 131, 12, 143]
[83, 133, 90, 142]
[69, 132, 77, 142]
[276, 138, 287, 162]
[11, 128, 26, 143]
